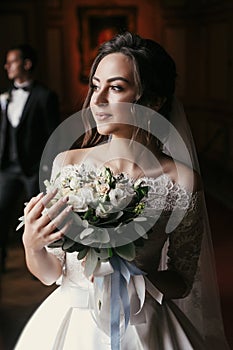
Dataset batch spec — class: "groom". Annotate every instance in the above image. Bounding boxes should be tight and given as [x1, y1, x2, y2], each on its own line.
[0, 44, 60, 272]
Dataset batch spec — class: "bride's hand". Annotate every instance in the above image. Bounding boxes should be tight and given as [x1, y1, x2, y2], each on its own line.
[22, 190, 72, 253]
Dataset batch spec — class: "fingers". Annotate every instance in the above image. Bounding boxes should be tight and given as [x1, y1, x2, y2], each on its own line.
[46, 204, 73, 232]
[23, 189, 75, 252]
[41, 189, 59, 208]
[24, 189, 58, 220]
[42, 196, 69, 225]
[46, 219, 73, 245]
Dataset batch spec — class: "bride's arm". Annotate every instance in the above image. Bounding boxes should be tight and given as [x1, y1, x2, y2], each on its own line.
[22, 190, 72, 285]
[137, 190, 203, 300]
[135, 164, 203, 300]
[135, 239, 189, 299]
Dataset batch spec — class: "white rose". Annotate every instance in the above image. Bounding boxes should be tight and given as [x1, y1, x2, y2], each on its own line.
[68, 194, 88, 212]
[109, 188, 131, 209]
[79, 187, 94, 204]
[59, 187, 72, 197]
[117, 182, 135, 196]
[69, 177, 80, 190]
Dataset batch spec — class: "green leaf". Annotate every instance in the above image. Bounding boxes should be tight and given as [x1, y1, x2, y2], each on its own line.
[83, 208, 94, 220]
[62, 238, 76, 250]
[115, 243, 136, 261]
[133, 217, 147, 222]
[97, 211, 123, 226]
[72, 212, 83, 226]
[77, 247, 89, 260]
[84, 248, 98, 277]
[134, 222, 147, 236]
[108, 248, 113, 257]
[95, 248, 111, 260]
[54, 171, 61, 181]
[48, 238, 64, 248]
[81, 228, 110, 245]
[80, 227, 94, 239]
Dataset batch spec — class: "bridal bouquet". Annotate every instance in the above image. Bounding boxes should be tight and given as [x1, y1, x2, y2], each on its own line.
[45, 163, 150, 277]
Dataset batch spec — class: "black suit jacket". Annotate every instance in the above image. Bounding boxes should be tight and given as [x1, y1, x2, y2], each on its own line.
[0, 81, 60, 176]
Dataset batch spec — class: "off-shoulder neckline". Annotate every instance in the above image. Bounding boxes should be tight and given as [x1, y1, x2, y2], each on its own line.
[55, 162, 201, 196]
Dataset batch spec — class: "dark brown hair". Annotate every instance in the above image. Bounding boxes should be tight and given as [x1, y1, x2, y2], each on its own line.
[6, 44, 38, 72]
[81, 32, 177, 148]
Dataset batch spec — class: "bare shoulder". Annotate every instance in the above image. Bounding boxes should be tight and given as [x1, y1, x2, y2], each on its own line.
[50, 149, 86, 180]
[53, 149, 87, 167]
[52, 143, 110, 172]
[162, 155, 202, 193]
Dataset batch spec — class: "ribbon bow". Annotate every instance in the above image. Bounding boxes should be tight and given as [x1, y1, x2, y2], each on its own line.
[95, 256, 146, 350]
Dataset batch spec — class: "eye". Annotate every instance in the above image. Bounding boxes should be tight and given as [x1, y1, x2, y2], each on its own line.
[90, 83, 99, 91]
[110, 85, 124, 92]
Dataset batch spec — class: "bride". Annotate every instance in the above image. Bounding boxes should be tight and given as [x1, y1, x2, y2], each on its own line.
[14, 32, 229, 349]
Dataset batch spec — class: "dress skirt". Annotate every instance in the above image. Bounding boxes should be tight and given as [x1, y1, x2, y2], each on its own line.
[14, 282, 205, 350]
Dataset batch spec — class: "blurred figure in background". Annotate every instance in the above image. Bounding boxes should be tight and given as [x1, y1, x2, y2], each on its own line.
[0, 44, 60, 272]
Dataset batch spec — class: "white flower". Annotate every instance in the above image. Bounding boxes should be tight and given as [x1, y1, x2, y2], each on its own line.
[109, 188, 130, 209]
[115, 181, 134, 195]
[0, 92, 10, 110]
[96, 183, 110, 195]
[69, 177, 81, 191]
[68, 194, 87, 212]
[68, 187, 95, 212]
[59, 187, 72, 197]
[79, 187, 95, 203]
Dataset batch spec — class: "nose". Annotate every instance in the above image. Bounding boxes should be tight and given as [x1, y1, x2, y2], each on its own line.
[92, 88, 108, 106]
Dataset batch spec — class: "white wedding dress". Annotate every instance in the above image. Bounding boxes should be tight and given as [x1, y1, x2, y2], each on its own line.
[14, 174, 217, 350]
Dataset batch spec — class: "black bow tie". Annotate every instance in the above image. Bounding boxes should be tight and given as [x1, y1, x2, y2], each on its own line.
[13, 85, 31, 92]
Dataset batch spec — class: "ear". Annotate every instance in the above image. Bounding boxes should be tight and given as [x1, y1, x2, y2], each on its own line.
[23, 59, 32, 72]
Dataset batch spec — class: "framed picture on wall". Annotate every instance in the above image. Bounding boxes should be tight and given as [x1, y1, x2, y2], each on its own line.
[77, 6, 137, 83]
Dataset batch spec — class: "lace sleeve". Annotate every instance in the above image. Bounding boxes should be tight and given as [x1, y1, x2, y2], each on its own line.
[46, 246, 66, 266]
[167, 192, 203, 295]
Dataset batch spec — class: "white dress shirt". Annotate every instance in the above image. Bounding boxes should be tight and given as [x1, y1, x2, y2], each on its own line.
[7, 81, 31, 127]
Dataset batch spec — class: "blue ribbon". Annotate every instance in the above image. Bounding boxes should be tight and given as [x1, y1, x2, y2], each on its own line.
[109, 256, 145, 350]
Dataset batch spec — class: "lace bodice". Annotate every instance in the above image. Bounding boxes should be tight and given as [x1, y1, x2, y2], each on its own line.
[133, 174, 203, 295]
[47, 173, 203, 295]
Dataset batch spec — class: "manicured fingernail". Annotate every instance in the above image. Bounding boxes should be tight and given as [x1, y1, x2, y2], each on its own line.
[52, 188, 58, 194]
[36, 192, 43, 198]
[62, 196, 69, 203]
[66, 205, 73, 212]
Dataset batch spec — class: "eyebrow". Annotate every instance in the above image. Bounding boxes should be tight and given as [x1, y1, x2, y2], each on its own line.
[92, 76, 130, 84]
